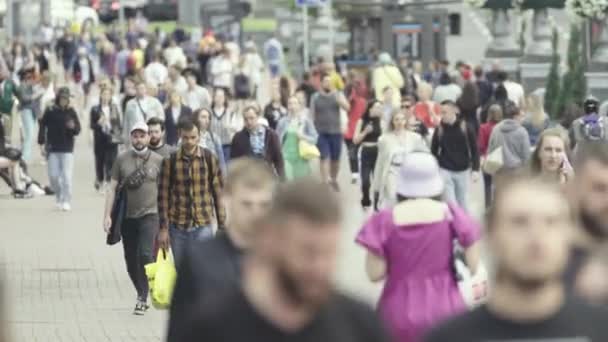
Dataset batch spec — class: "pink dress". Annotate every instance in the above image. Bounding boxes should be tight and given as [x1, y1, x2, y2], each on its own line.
[356, 201, 481, 342]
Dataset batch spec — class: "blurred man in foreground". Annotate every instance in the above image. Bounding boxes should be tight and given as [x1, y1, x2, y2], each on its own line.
[174, 178, 390, 342]
[167, 158, 276, 342]
[426, 175, 608, 341]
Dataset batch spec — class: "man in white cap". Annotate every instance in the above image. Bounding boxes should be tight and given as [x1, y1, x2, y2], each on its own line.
[102, 121, 164, 316]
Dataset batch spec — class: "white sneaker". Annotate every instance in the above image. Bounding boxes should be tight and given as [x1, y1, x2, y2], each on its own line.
[61, 203, 71, 211]
[55, 202, 63, 211]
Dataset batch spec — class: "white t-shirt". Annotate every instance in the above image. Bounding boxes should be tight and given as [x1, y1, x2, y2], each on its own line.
[224, 41, 241, 66]
[210, 56, 233, 89]
[171, 106, 180, 123]
[171, 76, 188, 96]
[183, 85, 211, 111]
[164, 46, 187, 69]
[241, 53, 264, 86]
[144, 62, 168, 87]
[503, 81, 525, 107]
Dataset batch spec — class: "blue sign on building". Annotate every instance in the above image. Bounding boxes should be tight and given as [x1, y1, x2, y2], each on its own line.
[295, 0, 328, 7]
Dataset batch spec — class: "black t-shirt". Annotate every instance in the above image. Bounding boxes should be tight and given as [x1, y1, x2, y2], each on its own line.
[176, 289, 391, 342]
[425, 299, 608, 342]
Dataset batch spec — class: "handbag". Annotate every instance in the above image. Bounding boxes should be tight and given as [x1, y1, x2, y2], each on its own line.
[299, 140, 320, 160]
[124, 152, 151, 189]
[106, 186, 126, 245]
[145, 248, 177, 310]
[482, 146, 503, 175]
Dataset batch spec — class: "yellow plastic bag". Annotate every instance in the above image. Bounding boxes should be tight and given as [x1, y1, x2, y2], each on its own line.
[145, 249, 177, 310]
[299, 140, 320, 160]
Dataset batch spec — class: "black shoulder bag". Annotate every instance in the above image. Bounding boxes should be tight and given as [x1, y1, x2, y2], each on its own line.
[106, 152, 151, 245]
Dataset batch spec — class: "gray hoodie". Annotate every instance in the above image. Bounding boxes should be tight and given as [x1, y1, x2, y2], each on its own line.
[488, 119, 531, 170]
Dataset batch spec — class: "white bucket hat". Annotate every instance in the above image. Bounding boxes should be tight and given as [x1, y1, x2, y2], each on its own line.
[396, 152, 444, 198]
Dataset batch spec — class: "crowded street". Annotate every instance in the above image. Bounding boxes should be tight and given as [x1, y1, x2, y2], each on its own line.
[2, 0, 608, 341]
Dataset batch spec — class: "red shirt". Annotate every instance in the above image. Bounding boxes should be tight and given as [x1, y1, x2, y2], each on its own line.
[478, 121, 497, 156]
[345, 95, 367, 140]
[414, 102, 441, 129]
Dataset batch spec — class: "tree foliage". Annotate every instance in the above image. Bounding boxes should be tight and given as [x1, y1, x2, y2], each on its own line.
[545, 28, 561, 118]
[555, 23, 587, 118]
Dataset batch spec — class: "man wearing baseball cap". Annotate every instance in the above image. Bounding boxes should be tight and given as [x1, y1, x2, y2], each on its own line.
[103, 120, 164, 315]
[37, 87, 81, 211]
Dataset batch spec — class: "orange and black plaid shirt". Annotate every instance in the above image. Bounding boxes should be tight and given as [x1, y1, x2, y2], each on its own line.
[158, 146, 226, 230]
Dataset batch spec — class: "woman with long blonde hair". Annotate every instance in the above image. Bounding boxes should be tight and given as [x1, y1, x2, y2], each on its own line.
[373, 110, 428, 210]
[530, 128, 573, 185]
[523, 92, 550, 146]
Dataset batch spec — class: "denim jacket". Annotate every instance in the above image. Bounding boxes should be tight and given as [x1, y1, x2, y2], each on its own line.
[276, 114, 319, 145]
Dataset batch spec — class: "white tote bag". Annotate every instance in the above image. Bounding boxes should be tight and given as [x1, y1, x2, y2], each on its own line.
[456, 260, 489, 308]
[482, 146, 503, 175]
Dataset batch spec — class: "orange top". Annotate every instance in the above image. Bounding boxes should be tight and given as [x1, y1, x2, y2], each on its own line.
[414, 102, 441, 129]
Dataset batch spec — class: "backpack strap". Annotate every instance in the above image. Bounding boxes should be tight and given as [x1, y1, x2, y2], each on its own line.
[169, 151, 177, 189]
[201, 148, 222, 224]
[460, 120, 471, 160]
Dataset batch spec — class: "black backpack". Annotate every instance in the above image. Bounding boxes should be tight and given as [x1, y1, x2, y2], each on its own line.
[233, 73, 251, 99]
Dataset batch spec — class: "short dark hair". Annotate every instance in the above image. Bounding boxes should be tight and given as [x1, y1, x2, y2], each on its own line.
[503, 104, 520, 119]
[146, 117, 165, 131]
[440, 99, 458, 108]
[497, 71, 508, 82]
[177, 119, 199, 133]
[268, 178, 342, 226]
[573, 142, 608, 171]
[474, 65, 484, 78]
[242, 105, 260, 116]
[183, 69, 197, 79]
[439, 72, 452, 85]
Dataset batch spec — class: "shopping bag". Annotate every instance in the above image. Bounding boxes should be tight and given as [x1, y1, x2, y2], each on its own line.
[456, 260, 489, 308]
[482, 146, 503, 175]
[145, 248, 177, 310]
[299, 140, 320, 160]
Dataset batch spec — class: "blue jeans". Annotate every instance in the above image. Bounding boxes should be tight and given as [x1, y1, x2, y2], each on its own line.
[440, 168, 470, 213]
[222, 144, 231, 163]
[48, 152, 74, 204]
[20, 108, 35, 162]
[169, 224, 214, 269]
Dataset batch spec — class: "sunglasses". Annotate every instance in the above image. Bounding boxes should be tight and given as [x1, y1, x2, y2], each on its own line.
[401, 104, 412, 109]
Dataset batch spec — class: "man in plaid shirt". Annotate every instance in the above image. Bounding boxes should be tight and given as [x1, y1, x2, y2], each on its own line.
[157, 119, 226, 268]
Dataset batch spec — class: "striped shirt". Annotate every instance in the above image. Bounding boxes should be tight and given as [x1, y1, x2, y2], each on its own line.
[158, 146, 226, 230]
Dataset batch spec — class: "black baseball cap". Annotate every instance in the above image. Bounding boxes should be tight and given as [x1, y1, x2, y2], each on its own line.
[584, 97, 599, 114]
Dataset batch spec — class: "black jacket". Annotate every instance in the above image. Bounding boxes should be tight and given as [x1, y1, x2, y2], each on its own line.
[431, 119, 480, 172]
[164, 105, 192, 146]
[90, 103, 122, 147]
[38, 104, 81, 153]
[167, 233, 243, 342]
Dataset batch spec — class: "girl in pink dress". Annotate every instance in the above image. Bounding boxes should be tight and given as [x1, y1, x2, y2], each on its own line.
[356, 151, 482, 342]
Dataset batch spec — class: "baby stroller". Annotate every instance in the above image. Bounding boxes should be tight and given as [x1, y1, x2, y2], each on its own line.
[0, 146, 53, 198]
